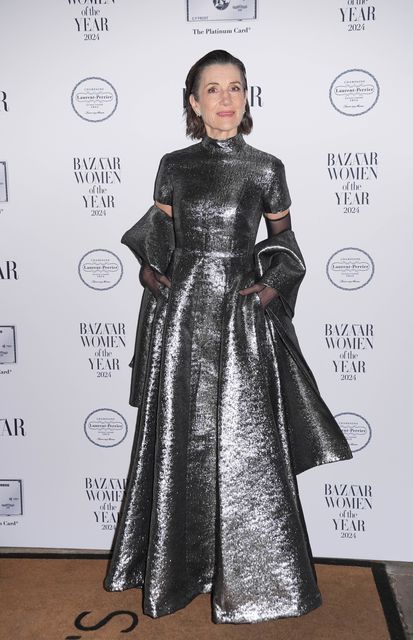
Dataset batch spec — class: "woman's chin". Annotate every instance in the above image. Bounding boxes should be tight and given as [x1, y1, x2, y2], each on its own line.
[205, 121, 241, 138]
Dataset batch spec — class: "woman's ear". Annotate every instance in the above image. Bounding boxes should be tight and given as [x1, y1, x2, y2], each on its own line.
[189, 93, 199, 114]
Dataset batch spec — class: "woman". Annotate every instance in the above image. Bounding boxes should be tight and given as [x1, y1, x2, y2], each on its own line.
[104, 50, 353, 625]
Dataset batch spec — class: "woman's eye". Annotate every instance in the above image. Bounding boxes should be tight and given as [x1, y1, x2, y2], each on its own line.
[206, 85, 241, 94]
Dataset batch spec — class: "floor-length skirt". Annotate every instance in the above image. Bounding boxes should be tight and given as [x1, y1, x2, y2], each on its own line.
[104, 243, 352, 623]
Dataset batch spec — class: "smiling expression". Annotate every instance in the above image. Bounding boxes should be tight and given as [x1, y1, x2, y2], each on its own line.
[189, 63, 247, 140]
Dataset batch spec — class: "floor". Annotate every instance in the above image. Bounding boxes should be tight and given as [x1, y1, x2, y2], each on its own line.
[385, 562, 413, 638]
[1, 549, 412, 638]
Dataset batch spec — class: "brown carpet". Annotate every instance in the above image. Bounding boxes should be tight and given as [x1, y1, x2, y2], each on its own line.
[0, 557, 398, 640]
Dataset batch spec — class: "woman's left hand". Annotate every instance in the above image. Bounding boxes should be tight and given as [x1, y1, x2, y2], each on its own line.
[238, 282, 279, 310]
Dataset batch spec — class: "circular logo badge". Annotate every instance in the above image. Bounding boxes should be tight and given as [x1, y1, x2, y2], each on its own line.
[84, 409, 128, 447]
[71, 77, 118, 122]
[78, 249, 123, 291]
[329, 69, 379, 116]
[326, 247, 374, 290]
[335, 412, 372, 453]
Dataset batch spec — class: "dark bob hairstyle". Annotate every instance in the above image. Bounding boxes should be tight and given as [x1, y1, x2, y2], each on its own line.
[184, 49, 253, 140]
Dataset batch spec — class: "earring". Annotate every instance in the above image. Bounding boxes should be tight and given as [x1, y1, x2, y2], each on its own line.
[197, 112, 201, 117]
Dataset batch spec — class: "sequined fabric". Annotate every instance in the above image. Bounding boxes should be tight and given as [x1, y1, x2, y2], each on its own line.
[104, 133, 353, 624]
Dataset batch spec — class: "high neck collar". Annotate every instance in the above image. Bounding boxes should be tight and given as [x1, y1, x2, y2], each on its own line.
[201, 132, 245, 153]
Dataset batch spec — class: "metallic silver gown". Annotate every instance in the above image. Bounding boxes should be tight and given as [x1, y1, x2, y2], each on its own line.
[104, 132, 353, 624]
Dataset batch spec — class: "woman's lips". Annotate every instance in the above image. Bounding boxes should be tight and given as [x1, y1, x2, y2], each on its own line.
[217, 111, 235, 117]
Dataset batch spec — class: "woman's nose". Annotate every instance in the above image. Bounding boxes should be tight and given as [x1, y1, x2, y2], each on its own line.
[220, 89, 232, 104]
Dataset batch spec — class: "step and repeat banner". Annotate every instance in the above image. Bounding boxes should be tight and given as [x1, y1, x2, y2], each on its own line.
[0, 1, 411, 560]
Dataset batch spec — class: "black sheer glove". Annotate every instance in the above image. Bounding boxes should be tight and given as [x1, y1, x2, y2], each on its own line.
[264, 211, 292, 236]
[239, 211, 292, 310]
[139, 263, 172, 299]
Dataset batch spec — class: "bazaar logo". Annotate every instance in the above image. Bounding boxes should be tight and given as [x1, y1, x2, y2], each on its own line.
[0, 90, 8, 112]
[0, 418, 25, 437]
[0, 260, 18, 280]
[78, 249, 123, 290]
[329, 69, 379, 116]
[71, 77, 118, 122]
[334, 412, 372, 452]
[84, 409, 128, 447]
[326, 248, 374, 290]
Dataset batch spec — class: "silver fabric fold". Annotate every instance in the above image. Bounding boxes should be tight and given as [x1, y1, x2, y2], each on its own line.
[254, 229, 306, 318]
[121, 204, 175, 275]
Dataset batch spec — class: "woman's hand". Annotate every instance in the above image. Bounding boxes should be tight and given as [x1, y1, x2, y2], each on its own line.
[139, 263, 172, 298]
[238, 282, 279, 310]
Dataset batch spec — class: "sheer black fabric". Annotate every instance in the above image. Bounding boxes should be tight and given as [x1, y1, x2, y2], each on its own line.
[255, 211, 292, 305]
[264, 211, 292, 236]
[139, 263, 168, 298]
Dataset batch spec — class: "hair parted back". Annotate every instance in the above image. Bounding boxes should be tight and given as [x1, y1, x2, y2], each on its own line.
[184, 49, 253, 140]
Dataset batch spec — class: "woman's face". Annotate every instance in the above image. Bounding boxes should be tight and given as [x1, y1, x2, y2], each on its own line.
[189, 63, 247, 140]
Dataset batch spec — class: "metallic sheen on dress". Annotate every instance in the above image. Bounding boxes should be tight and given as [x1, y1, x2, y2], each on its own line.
[104, 133, 353, 624]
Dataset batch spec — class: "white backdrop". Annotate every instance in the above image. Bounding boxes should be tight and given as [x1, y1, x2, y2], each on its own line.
[1, 0, 412, 560]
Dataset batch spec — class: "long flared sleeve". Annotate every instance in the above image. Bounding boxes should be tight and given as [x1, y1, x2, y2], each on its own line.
[253, 156, 305, 318]
[120, 154, 175, 275]
[121, 204, 175, 275]
[254, 229, 306, 319]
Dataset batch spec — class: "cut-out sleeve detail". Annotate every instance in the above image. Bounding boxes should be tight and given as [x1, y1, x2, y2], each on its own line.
[264, 211, 292, 237]
[264, 209, 290, 220]
[155, 201, 173, 218]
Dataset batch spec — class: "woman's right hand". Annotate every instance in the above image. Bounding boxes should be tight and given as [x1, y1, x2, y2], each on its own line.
[139, 263, 172, 298]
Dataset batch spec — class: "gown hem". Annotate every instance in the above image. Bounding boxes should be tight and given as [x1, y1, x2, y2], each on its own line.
[105, 578, 323, 624]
